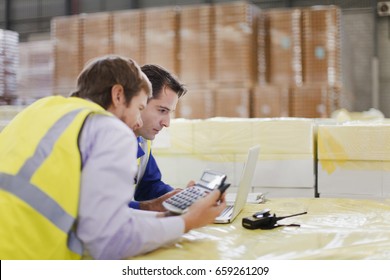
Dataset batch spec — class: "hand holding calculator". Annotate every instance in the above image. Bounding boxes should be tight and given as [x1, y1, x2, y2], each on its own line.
[163, 170, 229, 214]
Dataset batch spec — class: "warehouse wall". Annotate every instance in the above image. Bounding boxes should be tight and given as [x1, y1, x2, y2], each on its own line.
[342, 10, 374, 112]
[378, 16, 390, 115]
[0, 0, 389, 116]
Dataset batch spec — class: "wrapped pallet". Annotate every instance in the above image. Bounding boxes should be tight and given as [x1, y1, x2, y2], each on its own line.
[152, 117, 316, 197]
[318, 123, 390, 198]
[0, 29, 19, 104]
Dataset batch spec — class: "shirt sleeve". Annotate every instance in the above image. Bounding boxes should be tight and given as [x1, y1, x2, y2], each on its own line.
[128, 200, 140, 209]
[76, 114, 185, 259]
[133, 151, 174, 201]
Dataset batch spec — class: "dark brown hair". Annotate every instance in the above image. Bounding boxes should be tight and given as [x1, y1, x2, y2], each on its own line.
[140, 64, 187, 101]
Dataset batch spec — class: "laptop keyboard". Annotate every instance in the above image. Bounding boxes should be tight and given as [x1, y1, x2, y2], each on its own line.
[220, 205, 234, 217]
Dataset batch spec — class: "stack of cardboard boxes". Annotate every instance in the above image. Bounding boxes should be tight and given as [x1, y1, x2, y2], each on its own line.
[255, 6, 342, 118]
[291, 6, 342, 117]
[253, 8, 302, 118]
[176, 4, 214, 119]
[178, 4, 213, 87]
[51, 15, 82, 96]
[50, 2, 347, 118]
[213, 2, 258, 118]
[263, 8, 303, 87]
[177, 2, 258, 119]
[213, 2, 258, 87]
[81, 12, 113, 66]
[112, 9, 144, 66]
[144, 7, 178, 75]
[302, 6, 341, 86]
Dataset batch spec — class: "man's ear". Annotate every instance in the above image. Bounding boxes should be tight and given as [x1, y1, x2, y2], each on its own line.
[111, 84, 125, 107]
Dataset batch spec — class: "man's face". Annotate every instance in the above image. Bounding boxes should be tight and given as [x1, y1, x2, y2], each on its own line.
[109, 89, 148, 131]
[134, 86, 179, 140]
[125, 90, 148, 131]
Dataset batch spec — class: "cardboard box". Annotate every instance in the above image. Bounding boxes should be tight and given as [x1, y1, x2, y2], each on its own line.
[252, 85, 289, 117]
[265, 9, 303, 86]
[302, 6, 341, 86]
[178, 4, 213, 86]
[81, 12, 113, 65]
[176, 88, 214, 119]
[214, 2, 258, 86]
[214, 88, 251, 118]
[290, 84, 340, 118]
[112, 10, 144, 65]
[144, 7, 178, 74]
[51, 15, 82, 96]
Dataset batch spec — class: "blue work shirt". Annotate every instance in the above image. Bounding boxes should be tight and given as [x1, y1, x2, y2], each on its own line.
[128, 138, 173, 209]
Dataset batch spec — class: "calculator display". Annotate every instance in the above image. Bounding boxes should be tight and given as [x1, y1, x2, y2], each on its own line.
[199, 171, 225, 189]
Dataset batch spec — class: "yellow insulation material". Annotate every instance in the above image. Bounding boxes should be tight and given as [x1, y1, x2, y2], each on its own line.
[318, 123, 390, 174]
[154, 117, 315, 161]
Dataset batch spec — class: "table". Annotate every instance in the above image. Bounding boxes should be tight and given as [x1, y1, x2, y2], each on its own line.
[132, 197, 390, 260]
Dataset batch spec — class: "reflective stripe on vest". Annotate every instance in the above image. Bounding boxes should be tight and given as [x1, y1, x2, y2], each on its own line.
[0, 108, 83, 255]
[135, 137, 151, 188]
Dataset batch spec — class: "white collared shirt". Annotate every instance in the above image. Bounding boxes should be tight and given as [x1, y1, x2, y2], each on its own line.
[76, 114, 184, 259]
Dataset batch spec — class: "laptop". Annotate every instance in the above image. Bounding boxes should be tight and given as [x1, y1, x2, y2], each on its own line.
[214, 145, 260, 224]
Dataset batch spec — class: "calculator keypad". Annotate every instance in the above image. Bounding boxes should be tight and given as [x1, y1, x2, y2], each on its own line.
[164, 187, 208, 212]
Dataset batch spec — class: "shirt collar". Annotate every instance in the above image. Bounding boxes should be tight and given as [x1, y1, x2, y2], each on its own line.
[137, 136, 146, 158]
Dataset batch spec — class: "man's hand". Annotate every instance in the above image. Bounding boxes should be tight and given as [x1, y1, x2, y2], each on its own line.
[187, 180, 196, 187]
[181, 189, 226, 232]
[139, 188, 182, 212]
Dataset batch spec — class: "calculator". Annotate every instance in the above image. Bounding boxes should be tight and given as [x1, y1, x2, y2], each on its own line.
[163, 170, 228, 214]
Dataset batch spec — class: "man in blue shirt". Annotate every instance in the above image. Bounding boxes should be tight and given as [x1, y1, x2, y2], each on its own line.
[129, 64, 194, 211]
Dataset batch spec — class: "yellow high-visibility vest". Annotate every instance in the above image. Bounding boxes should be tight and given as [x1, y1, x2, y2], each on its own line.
[0, 96, 109, 259]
